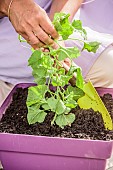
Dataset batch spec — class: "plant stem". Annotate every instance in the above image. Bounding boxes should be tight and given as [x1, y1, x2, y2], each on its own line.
[58, 37, 84, 43]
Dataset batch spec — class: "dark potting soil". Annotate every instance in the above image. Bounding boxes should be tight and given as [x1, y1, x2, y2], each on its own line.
[0, 87, 113, 140]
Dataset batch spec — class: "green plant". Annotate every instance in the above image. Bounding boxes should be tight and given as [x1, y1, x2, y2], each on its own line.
[23, 13, 101, 128]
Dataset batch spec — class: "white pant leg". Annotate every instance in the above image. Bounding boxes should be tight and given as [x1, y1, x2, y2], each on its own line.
[85, 45, 113, 88]
[0, 80, 14, 107]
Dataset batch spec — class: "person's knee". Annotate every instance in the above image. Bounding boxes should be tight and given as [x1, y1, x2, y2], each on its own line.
[85, 45, 113, 88]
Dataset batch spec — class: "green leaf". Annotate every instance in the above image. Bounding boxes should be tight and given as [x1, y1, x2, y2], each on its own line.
[58, 47, 80, 61]
[53, 13, 74, 40]
[56, 100, 66, 115]
[33, 72, 46, 85]
[37, 66, 47, 77]
[27, 105, 47, 124]
[66, 86, 85, 100]
[72, 20, 82, 30]
[58, 49, 68, 61]
[60, 75, 72, 86]
[65, 107, 71, 114]
[68, 66, 84, 89]
[49, 49, 60, 57]
[65, 100, 78, 109]
[72, 20, 87, 39]
[28, 50, 42, 69]
[83, 42, 101, 53]
[51, 76, 59, 86]
[67, 65, 76, 75]
[55, 113, 75, 128]
[27, 85, 48, 107]
[65, 47, 80, 59]
[42, 54, 54, 69]
[64, 90, 78, 109]
[47, 97, 58, 112]
[76, 67, 84, 89]
[51, 75, 71, 87]
[41, 103, 50, 110]
[57, 68, 65, 75]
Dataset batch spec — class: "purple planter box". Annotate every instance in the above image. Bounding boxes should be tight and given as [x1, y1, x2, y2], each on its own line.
[0, 83, 113, 170]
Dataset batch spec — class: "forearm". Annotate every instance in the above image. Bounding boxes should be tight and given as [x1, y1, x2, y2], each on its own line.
[0, 0, 11, 17]
[49, 0, 84, 21]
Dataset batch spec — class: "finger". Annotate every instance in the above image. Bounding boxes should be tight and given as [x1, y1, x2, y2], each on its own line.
[42, 48, 49, 52]
[26, 31, 45, 48]
[51, 42, 59, 49]
[60, 61, 70, 71]
[64, 58, 71, 67]
[20, 33, 29, 41]
[29, 40, 45, 49]
[30, 43, 44, 50]
[33, 26, 55, 45]
[40, 13, 59, 39]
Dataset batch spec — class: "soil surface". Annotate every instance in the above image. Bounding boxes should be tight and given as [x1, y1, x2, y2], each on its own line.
[0, 87, 113, 140]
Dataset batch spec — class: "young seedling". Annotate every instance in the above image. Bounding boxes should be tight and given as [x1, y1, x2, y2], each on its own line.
[19, 13, 112, 130]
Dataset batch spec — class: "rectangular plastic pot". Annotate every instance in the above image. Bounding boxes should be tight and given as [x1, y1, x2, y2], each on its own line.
[0, 83, 113, 170]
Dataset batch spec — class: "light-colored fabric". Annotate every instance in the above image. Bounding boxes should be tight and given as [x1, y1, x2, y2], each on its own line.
[73, 0, 113, 78]
[80, 0, 113, 35]
[0, 80, 14, 106]
[85, 44, 113, 87]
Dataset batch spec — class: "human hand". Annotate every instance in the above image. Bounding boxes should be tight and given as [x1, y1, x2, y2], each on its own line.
[9, 0, 58, 49]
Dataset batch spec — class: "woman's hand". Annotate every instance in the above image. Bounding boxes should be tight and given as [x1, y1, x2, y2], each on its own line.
[1, 0, 58, 49]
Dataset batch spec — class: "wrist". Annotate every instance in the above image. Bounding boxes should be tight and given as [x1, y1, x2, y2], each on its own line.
[0, 0, 12, 16]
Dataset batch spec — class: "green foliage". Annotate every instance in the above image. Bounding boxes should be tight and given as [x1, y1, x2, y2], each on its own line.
[53, 13, 74, 40]
[72, 20, 87, 39]
[55, 113, 75, 128]
[83, 42, 101, 53]
[27, 105, 47, 124]
[26, 12, 100, 128]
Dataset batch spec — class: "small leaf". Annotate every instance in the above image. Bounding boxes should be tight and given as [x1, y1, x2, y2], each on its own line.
[72, 20, 87, 38]
[53, 13, 74, 40]
[28, 50, 42, 69]
[58, 49, 68, 61]
[72, 20, 83, 30]
[65, 100, 78, 108]
[60, 75, 72, 86]
[65, 107, 71, 114]
[27, 85, 47, 106]
[42, 54, 54, 69]
[42, 103, 50, 110]
[55, 113, 75, 128]
[66, 86, 85, 100]
[47, 97, 58, 112]
[57, 68, 65, 75]
[50, 49, 60, 57]
[83, 42, 101, 53]
[76, 67, 84, 89]
[33, 74, 46, 85]
[27, 105, 47, 124]
[35, 66, 47, 77]
[58, 47, 80, 61]
[56, 100, 66, 115]
[65, 47, 80, 59]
